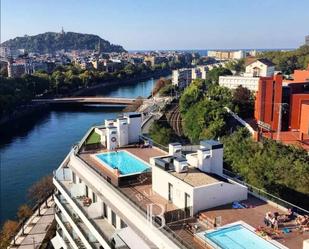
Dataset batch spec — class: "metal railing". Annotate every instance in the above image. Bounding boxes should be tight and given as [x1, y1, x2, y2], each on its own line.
[55, 212, 83, 249]
[8, 194, 54, 247]
[54, 179, 114, 248]
[54, 194, 97, 249]
[139, 134, 169, 152]
[223, 169, 309, 215]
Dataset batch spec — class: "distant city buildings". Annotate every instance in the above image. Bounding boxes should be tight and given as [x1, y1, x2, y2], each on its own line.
[306, 34, 309, 45]
[7, 58, 33, 78]
[144, 55, 167, 67]
[207, 50, 246, 60]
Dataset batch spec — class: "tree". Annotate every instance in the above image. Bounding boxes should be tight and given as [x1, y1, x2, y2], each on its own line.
[222, 128, 309, 208]
[152, 78, 171, 96]
[225, 59, 245, 73]
[149, 122, 173, 146]
[205, 67, 232, 84]
[231, 86, 254, 118]
[17, 204, 33, 235]
[0, 220, 19, 247]
[179, 79, 205, 113]
[258, 45, 309, 74]
[28, 175, 54, 215]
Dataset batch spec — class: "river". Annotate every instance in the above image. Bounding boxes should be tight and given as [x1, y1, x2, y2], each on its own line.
[0, 77, 157, 225]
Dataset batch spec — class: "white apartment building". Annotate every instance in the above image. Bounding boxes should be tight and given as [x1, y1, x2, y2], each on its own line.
[50, 112, 252, 249]
[219, 59, 275, 91]
[191, 68, 202, 80]
[196, 66, 209, 79]
[244, 59, 275, 77]
[219, 76, 260, 91]
[207, 50, 245, 60]
[172, 68, 192, 89]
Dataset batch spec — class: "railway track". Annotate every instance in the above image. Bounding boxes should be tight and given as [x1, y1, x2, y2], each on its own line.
[167, 104, 183, 136]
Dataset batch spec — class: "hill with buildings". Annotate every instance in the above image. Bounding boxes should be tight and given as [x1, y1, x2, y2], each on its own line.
[1, 31, 126, 54]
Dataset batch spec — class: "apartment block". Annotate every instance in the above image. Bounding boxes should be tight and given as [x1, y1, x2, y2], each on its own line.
[51, 111, 307, 249]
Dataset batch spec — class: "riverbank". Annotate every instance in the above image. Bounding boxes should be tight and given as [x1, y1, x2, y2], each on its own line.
[0, 70, 170, 127]
[0, 103, 50, 126]
[0, 76, 160, 224]
[73, 69, 171, 96]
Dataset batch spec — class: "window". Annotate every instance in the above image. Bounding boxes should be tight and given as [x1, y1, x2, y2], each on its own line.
[103, 203, 107, 218]
[120, 220, 127, 228]
[168, 183, 173, 202]
[92, 192, 97, 203]
[185, 193, 191, 216]
[111, 211, 116, 227]
[72, 172, 76, 184]
[79, 178, 82, 183]
[85, 185, 89, 197]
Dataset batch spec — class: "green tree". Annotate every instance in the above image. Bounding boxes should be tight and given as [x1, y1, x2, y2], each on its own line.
[205, 67, 232, 84]
[231, 85, 254, 118]
[149, 122, 172, 146]
[179, 79, 205, 113]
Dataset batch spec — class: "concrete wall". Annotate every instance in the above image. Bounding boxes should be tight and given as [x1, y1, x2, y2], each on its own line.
[193, 181, 247, 213]
[152, 163, 247, 215]
[152, 166, 194, 210]
[125, 114, 142, 143]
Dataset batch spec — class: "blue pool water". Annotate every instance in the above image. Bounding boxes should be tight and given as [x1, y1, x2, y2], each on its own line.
[204, 224, 280, 249]
[95, 151, 150, 175]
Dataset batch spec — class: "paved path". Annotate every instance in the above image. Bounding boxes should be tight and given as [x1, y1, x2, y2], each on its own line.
[10, 198, 55, 249]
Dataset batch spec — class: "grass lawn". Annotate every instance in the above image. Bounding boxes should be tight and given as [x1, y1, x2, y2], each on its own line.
[85, 131, 101, 145]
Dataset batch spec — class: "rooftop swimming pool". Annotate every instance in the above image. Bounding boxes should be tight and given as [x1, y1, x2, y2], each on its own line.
[95, 151, 150, 175]
[198, 223, 285, 249]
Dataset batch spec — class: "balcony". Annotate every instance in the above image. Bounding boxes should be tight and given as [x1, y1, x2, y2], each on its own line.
[54, 177, 130, 249]
[55, 212, 86, 249]
[55, 194, 103, 249]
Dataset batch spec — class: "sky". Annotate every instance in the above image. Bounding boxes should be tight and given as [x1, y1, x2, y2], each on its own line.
[1, 0, 309, 50]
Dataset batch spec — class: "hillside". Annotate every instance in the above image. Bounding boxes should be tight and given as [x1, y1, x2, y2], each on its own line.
[1, 31, 126, 54]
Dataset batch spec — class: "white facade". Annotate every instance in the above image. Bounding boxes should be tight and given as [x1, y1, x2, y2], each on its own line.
[232, 50, 246, 60]
[245, 59, 275, 77]
[172, 68, 192, 89]
[151, 140, 247, 214]
[95, 113, 142, 150]
[191, 68, 202, 80]
[219, 76, 260, 91]
[219, 59, 275, 91]
[197, 65, 209, 79]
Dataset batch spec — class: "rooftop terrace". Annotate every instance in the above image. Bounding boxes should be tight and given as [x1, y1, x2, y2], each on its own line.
[73, 128, 309, 249]
[168, 195, 309, 249]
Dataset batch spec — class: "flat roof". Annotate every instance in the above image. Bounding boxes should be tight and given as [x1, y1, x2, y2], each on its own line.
[169, 167, 221, 187]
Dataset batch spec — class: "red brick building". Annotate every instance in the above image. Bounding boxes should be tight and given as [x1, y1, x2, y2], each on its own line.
[293, 64, 309, 82]
[254, 72, 309, 147]
[254, 74, 283, 132]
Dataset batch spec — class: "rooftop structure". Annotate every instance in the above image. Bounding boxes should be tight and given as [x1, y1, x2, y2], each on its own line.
[219, 59, 275, 91]
[51, 112, 309, 249]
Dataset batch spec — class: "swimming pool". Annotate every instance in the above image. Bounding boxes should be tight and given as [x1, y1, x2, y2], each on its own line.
[198, 223, 285, 249]
[95, 151, 150, 175]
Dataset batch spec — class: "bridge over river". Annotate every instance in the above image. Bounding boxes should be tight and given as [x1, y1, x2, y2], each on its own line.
[32, 97, 145, 106]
